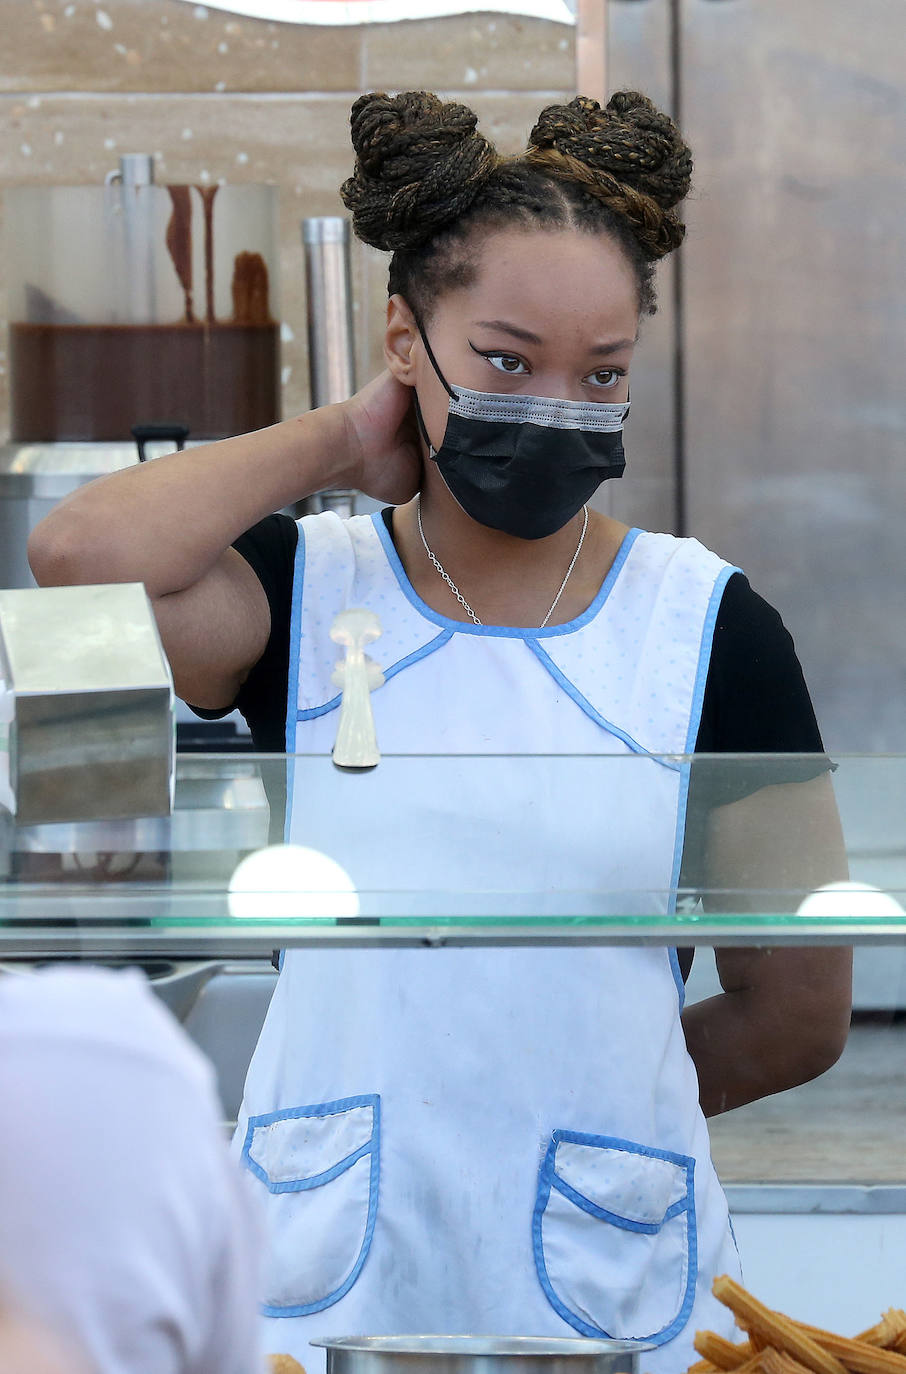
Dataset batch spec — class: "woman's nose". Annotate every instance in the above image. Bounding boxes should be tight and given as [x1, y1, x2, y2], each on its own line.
[531, 374, 585, 403]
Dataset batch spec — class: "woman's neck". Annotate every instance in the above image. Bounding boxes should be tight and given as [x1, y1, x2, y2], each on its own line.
[389, 484, 630, 628]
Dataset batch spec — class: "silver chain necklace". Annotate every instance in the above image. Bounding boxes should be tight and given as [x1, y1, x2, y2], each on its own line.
[415, 496, 589, 629]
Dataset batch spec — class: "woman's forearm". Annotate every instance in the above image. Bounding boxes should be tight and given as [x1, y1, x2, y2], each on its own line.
[28, 405, 356, 599]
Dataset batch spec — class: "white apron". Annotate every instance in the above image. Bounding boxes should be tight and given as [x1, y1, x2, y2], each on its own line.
[235, 513, 743, 1373]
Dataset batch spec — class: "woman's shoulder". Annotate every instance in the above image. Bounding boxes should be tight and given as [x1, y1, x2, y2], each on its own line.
[619, 523, 824, 751]
[233, 511, 299, 591]
[701, 568, 824, 753]
[632, 525, 736, 569]
[232, 509, 381, 590]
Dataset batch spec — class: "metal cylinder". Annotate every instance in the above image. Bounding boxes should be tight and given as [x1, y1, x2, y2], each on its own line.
[303, 216, 356, 408]
[302, 216, 358, 515]
[105, 154, 157, 325]
[116, 153, 156, 187]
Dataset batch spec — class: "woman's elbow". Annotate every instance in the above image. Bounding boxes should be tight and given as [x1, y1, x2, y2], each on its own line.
[801, 1018, 850, 1082]
[28, 507, 124, 588]
[788, 988, 852, 1088]
[28, 517, 82, 587]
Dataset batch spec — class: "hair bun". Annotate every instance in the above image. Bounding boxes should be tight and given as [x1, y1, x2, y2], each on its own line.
[340, 91, 499, 254]
[526, 92, 692, 258]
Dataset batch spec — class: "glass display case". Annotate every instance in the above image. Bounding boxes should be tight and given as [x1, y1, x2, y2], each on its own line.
[1, 752, 903, 953]
[2, 751, 905, 1333]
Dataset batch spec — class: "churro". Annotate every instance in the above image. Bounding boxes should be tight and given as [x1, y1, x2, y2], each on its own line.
[694, 1333, 755, 1369]
[758, 1350, 814, 1374]
[712, 1276, 848, 1374]
[791, 1323, 906, 1374]
[855, 1315, 906, 1353]
[737, 1353, 772, 1374]
[693, 1278, 906, 1374]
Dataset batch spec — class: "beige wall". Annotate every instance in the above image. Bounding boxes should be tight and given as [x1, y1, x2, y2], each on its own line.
[0, 0, 575, 439]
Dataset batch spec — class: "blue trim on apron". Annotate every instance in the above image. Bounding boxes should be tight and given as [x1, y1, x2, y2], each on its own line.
[371, 512, 643, 638]
[295, 630, 455, 723]
[525, 640, 682, 770]
[666, 563, 739, 1007]
[285, 525, 307, 757]
[276, 525, 309, 975]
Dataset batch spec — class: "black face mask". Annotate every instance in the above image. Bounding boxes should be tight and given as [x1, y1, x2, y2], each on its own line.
[413, 326, 630, 541]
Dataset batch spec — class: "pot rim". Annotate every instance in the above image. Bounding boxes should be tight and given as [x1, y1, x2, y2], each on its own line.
[310, 1335, 656, 1356]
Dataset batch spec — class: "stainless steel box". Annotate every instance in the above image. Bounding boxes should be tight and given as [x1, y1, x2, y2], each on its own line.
[0, 583, 174, 824]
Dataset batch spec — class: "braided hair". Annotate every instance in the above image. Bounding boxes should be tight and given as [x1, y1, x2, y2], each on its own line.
[340, 89, 692, 320]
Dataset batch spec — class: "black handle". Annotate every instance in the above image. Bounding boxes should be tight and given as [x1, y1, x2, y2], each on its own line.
[131, 423, 191, 463]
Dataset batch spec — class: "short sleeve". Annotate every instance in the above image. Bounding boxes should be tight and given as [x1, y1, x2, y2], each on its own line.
[679, 572, 831, 902]
[695, 572, 824, 757]
[188, 513, 297, 752]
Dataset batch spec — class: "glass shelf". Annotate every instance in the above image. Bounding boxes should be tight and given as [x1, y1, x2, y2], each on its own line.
[1, 752, 904, 955]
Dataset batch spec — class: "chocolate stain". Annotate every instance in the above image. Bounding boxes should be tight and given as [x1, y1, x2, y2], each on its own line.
[232, 251, 272, 326]
[199, 183, 219, 325]
[165, 185, 194, 323]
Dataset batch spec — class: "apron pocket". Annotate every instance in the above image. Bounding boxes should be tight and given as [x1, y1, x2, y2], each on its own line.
[241, 1094, 380, 1316]
[533, 1129, 696, 1344]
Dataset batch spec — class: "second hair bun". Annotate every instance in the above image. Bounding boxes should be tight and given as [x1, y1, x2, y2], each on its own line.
[340, 90, 499, 254]
[527, 93, 692, 258]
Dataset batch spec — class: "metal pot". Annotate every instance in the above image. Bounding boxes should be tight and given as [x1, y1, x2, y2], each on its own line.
[311, 1335, 653, 1374]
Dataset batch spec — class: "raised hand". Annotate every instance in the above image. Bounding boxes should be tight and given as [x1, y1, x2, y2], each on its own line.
[341, 370, 424, 506]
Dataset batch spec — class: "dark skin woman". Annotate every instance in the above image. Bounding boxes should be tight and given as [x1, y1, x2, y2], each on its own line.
[30, 89, 852, 1367]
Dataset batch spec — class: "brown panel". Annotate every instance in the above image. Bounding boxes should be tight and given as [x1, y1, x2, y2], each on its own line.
[0, 0, 362, 95]
[599, 0, 677, 536]
[363, 15, 574, 93]
[681, 0, 906, 750]
[576, 0, 608, 104]
[0, 2, 574, 98]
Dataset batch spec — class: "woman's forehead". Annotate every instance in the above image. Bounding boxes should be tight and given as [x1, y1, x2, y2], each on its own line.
[445, 226, 640, 337]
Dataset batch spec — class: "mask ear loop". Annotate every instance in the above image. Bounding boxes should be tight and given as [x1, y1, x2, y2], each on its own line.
[411, 391, 435, 457]
[416, 322, 459, 402]
[409, 310, 459, 458]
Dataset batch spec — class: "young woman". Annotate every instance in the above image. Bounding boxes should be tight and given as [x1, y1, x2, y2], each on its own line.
[30, 90, 852, 1372]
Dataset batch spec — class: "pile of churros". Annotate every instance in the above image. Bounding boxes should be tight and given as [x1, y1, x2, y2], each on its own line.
[268, 1356, 306, 1374]
[691, 1277, 906, 1374]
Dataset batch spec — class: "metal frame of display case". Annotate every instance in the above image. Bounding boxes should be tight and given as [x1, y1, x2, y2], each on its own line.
[1, 915, 905, 960]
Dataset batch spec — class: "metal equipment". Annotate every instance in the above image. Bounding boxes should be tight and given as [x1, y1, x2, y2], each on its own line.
[301, 215, 359, 518]
[0, 157, 281, 592]
[0, 582, 174, 824]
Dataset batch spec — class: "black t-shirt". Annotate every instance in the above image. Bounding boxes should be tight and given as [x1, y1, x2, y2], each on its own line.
[194, 511, 827, 946]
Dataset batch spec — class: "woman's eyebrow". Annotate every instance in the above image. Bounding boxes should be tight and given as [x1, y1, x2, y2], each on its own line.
[472, 320, 636, 354]
[472, 319, 543, 345]
[588, 338, 637, 355]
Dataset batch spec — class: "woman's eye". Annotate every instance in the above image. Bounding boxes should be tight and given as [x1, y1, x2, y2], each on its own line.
[585, 368, 623, 389]
[487, 353, 528, 375]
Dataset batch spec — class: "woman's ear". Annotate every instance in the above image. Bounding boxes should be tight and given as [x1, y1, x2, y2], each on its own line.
[384, 294, 420, 386]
